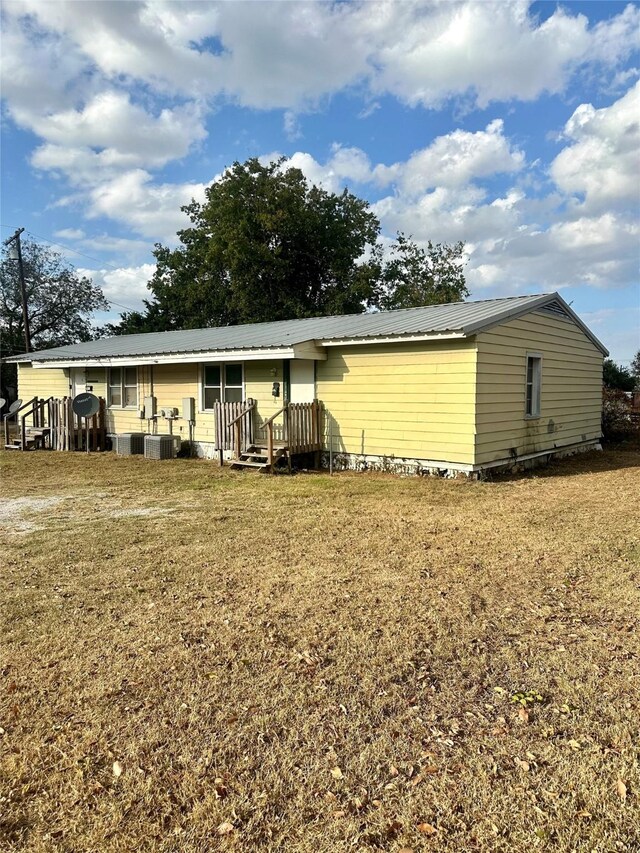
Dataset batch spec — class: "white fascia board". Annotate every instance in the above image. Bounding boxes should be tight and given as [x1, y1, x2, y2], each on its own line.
[30, 341, 327, 368]
[320, 331, 466, 347]
[31, 347, 299, 368]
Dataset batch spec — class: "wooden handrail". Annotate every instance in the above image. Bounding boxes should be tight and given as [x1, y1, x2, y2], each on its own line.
[260, 404, 287, 429]
[259, 405, 288, 469]
[3, 396, 37, 420]
[227, 399, 256, 426]
[224, 399, 256, 461]
[4, 396, 37, 447]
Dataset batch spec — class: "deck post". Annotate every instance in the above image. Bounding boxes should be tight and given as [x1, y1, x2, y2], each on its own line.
[313, 399, 321, 470]
[267, 422, 274, 469]
[234, 419, 241, 460]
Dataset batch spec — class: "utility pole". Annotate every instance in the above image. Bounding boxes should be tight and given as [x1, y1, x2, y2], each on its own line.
[3, 228, 31, 353]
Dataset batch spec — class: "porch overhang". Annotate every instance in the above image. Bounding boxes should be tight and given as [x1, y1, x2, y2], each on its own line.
[27, 341, 327, 369]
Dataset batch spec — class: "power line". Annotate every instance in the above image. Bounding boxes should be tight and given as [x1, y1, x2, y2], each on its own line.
[1, 224, 145, 313]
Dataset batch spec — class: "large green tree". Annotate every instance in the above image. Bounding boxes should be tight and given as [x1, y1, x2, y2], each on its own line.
[113, 158, 468, 334]
[0, 239, 108, 399]
[378, 234, 468, 310]
[630, 350, 640, 389]
[117, 159, 382, 332]
[603, 358, 635, 392]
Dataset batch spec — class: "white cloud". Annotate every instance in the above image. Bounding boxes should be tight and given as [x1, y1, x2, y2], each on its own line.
[54, 227, 85, 240]
[464, 209, 639, 293]
[78, 263, 156, 311]
[0, 9, 91, 116]
[550, 82, 640, 212]
[374, 119, 525, 194]
[4, 1, 638, 111]
[277, 148, 374, 194]
[25, 91, 207, 190]
[77, 235, 152, 257]
[280, 120, 523, 198]
[26, 92, 206, 169]
[369, 2, 640, 108]
[283, 110, 302, 141]
[8, 0, 219, 97]
[85, 170, 208, 241]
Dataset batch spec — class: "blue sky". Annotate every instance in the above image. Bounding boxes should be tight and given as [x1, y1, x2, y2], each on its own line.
[1, 0, 639, 363]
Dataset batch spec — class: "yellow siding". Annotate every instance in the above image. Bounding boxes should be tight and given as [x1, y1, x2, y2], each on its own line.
[475, 311, 603, 465]
[316, 341, 477, 464]
[245, 359, 283, 431]
[17, 360, 286, 445]
[98, 360, 287, 443]
[17, 364, 70, 398]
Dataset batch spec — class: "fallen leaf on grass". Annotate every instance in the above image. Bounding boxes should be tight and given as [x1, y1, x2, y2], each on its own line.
[518, 707, 529, 723]
[330, 766, 343, 780]
[217, 821, 235, 835]
[514, 758, 530, 772]
[617, 778, 627, 801]
[387, 819, 403, 836]
[112, 761, 123, 778]
[418, 822, 437, 835]
[214, 778, 228, 799]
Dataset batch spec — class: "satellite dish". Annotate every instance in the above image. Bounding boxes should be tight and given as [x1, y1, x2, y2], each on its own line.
[0, 398, 6, 412]
[8, 398, 23, 415]
[72, 393, 100, 418]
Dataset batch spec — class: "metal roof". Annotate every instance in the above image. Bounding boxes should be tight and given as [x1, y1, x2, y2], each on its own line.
[8, 292, 608, 363]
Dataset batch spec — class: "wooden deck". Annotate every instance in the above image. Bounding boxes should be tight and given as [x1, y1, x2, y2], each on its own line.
[4, 396, 107, 452]
[225, 400, 324, 472]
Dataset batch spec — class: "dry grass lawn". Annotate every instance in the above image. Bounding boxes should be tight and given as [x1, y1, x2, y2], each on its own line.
[1, 446, 639, 852]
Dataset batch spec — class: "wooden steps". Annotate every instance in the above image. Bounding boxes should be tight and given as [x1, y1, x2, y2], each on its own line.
[229, 444, 286, 472]
[4, 427, 50, 451]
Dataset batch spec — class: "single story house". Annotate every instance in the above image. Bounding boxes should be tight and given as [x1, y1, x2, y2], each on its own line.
[9, 292, 608, 475]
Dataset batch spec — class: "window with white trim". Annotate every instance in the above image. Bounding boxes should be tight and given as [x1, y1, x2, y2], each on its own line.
[108, 367, 138, 408]
[525, 354, 542, 417]
[202, 363, 244, 409]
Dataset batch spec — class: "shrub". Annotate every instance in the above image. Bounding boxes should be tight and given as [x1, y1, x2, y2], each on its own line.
[602, 387, 635, 442]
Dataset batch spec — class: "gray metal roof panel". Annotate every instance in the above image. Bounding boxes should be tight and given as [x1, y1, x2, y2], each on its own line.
[9, 292, 606, 361]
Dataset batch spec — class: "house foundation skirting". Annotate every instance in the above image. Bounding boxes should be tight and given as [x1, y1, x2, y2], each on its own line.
[320, 438, 602, 479]
[185, 437, 602, 475]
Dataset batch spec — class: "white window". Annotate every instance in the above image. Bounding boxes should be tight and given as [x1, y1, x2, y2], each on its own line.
[202, 363, 244, 409]
[108, 367, 138, 408]
[525, 354, 542, 417]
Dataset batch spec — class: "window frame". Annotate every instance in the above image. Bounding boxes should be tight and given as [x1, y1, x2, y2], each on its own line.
[524, 352, 542, 419]
[201, 362, 245, 410]
[108, 366, 138, 409]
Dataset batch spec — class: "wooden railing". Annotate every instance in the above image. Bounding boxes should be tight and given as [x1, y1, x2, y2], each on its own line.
[48, 397, 107, 451]
[3, 397, 37, 447]
[19, 396, 53, 451]
[214, 399, 255, 458]
[227, 400, 257, 460]
[260, 400, 323, 467]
